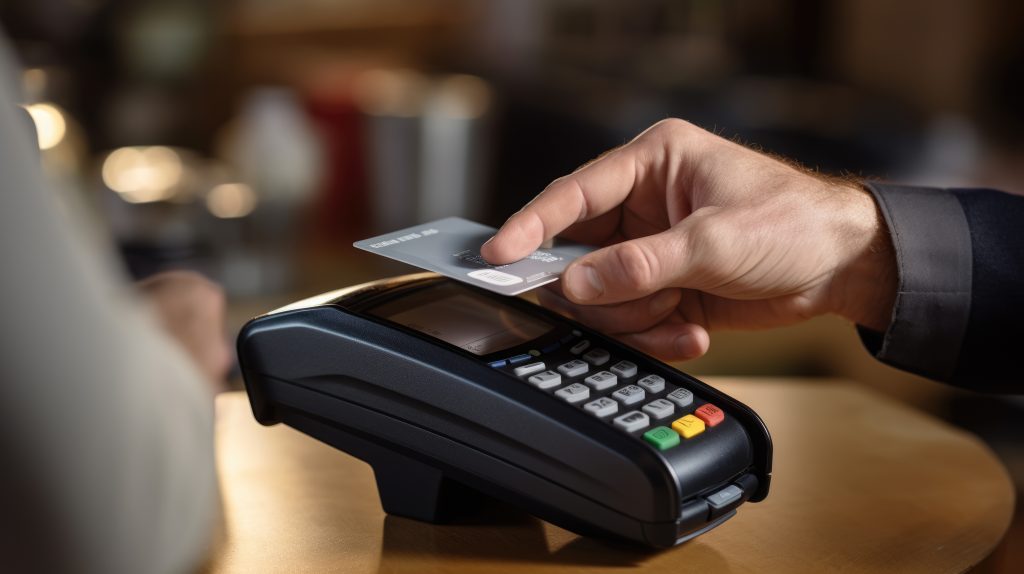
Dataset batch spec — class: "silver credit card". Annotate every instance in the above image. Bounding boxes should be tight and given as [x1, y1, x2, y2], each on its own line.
[354, 217, 595, 295]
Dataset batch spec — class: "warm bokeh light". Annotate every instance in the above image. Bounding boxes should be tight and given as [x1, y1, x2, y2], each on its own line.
[432, 74, 492, 119]
[206, 182, 257, 218]
[352, 69, 429, 117]
[102, 146, 184, 203]
[24, 103, 67, 150]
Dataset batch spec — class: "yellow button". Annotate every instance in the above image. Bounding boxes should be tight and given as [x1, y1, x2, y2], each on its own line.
[671, 414, 705, 439]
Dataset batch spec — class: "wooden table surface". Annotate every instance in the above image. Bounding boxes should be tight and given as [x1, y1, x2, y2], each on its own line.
[205, 379, 1014, 573]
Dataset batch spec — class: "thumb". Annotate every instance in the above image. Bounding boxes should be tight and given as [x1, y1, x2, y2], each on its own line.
[561, 224, 700, 305]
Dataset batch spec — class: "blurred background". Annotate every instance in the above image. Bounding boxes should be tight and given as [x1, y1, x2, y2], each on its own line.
[2, 0, 1023, 569]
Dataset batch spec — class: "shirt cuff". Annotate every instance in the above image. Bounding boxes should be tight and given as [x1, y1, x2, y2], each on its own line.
[857, 182, 972, 382]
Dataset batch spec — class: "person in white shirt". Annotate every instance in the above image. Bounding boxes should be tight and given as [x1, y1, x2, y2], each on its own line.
[0, 37, 226, 573]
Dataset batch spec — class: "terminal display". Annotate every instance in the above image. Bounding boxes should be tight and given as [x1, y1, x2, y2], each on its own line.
[370, 283, 552, 355]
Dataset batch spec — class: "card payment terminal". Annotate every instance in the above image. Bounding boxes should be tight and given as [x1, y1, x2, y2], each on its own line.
[237, 273, 772, 547]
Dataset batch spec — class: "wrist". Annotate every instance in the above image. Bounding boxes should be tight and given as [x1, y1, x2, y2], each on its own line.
[828, 182, 898, 332]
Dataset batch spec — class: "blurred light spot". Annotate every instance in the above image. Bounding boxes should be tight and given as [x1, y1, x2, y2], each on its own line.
[352, 69, 428, 117]
[433, 74, 492, 119]
[206, 182, 257, 218]
[25, 103, 67, 150]
[102, 146, 183, 203]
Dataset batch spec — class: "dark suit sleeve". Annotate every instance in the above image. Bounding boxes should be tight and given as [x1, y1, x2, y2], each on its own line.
[859, 182, 1024, 392]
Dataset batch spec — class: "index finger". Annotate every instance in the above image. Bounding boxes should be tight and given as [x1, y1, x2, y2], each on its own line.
[480, 143, 641, 265]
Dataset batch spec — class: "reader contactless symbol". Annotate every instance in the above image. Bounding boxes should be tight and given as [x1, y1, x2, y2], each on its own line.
[238, 273, 772, 548]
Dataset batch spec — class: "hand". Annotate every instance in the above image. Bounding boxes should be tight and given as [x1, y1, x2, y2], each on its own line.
[481, 119, 897, 361]
[138, 271, 232, 387]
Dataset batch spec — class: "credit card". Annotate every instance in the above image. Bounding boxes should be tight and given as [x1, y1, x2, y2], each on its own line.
[354, 217, 595, 296]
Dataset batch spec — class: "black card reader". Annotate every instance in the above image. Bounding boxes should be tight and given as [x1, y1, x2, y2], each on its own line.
[237, 273, 772, 547]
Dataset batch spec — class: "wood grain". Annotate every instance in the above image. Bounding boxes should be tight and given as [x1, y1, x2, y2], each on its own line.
[204, 379, 1014, 573]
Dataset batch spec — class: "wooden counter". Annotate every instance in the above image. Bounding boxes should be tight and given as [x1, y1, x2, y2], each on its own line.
[206, 379, 1014, 573]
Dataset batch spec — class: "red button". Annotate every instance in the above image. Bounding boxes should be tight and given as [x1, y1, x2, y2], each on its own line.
[694, 403, 724, 427]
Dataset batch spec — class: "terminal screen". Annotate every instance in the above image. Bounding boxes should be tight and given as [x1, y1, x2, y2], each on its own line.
[369, 283, 553, 356]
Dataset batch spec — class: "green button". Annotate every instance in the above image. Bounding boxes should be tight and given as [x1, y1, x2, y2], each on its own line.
[643, 426, 680, 450]
[528, 349, 541, 357]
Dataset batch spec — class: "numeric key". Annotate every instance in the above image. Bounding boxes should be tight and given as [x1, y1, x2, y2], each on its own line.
[583, 397, 618, 417]
[555, 383, 590, 404]
[637, 374, 665, 394]
[582, 348, 610, 366]
[557, 360, 589, 378]
[666, 388, 693, 408]
[610, 360, 638, 378]
[527, 370, 561, 389]
[612, 385, 646, 406]
[613, 410, 650, 432]
[642, 399, 675, 420]
[583, 371, 617, 391]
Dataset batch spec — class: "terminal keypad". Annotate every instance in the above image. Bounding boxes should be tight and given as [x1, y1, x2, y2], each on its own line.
[498, 335, 726, 450]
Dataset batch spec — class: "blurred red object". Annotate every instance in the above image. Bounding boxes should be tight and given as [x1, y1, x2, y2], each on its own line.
[305, 75, 370, 243]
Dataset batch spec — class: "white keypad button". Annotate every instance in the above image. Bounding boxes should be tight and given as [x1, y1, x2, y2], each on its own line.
[666, 388, 694, 408]
[555, 383, 590, 404]
[612, 385, 646, 406]
[527, 370, 562, 389]
[569, 339, 591, 355]
[582, 348, 610, 366]
[637, 374, 665, 394]
[583, 371, 618, 391]
[610, 360, 638, 379]
[583, 397, 618, 417]
[557, 360, 589, 378]
[613, 410, 650, 432]
[642, 399, 675, 420]
[513, 361, 546, 377]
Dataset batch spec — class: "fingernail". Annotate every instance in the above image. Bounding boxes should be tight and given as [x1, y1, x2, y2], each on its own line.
[565, 264, 603, 301]
[482, 236, 494, 247]
[649, 291, 677, 316]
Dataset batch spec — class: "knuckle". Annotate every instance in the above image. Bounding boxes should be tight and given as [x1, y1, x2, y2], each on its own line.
[651, 117, 693, 140]
[686, 213, 730, 274]
[614, 242, 659, 293]
[687, 211, 716, 244]
[542, 174, 588, 223]
[509, 205, 549, 241]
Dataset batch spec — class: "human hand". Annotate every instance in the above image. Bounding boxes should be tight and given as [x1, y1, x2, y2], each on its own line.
[138, 271, 232, 387]
[481, 119, 897, 361]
